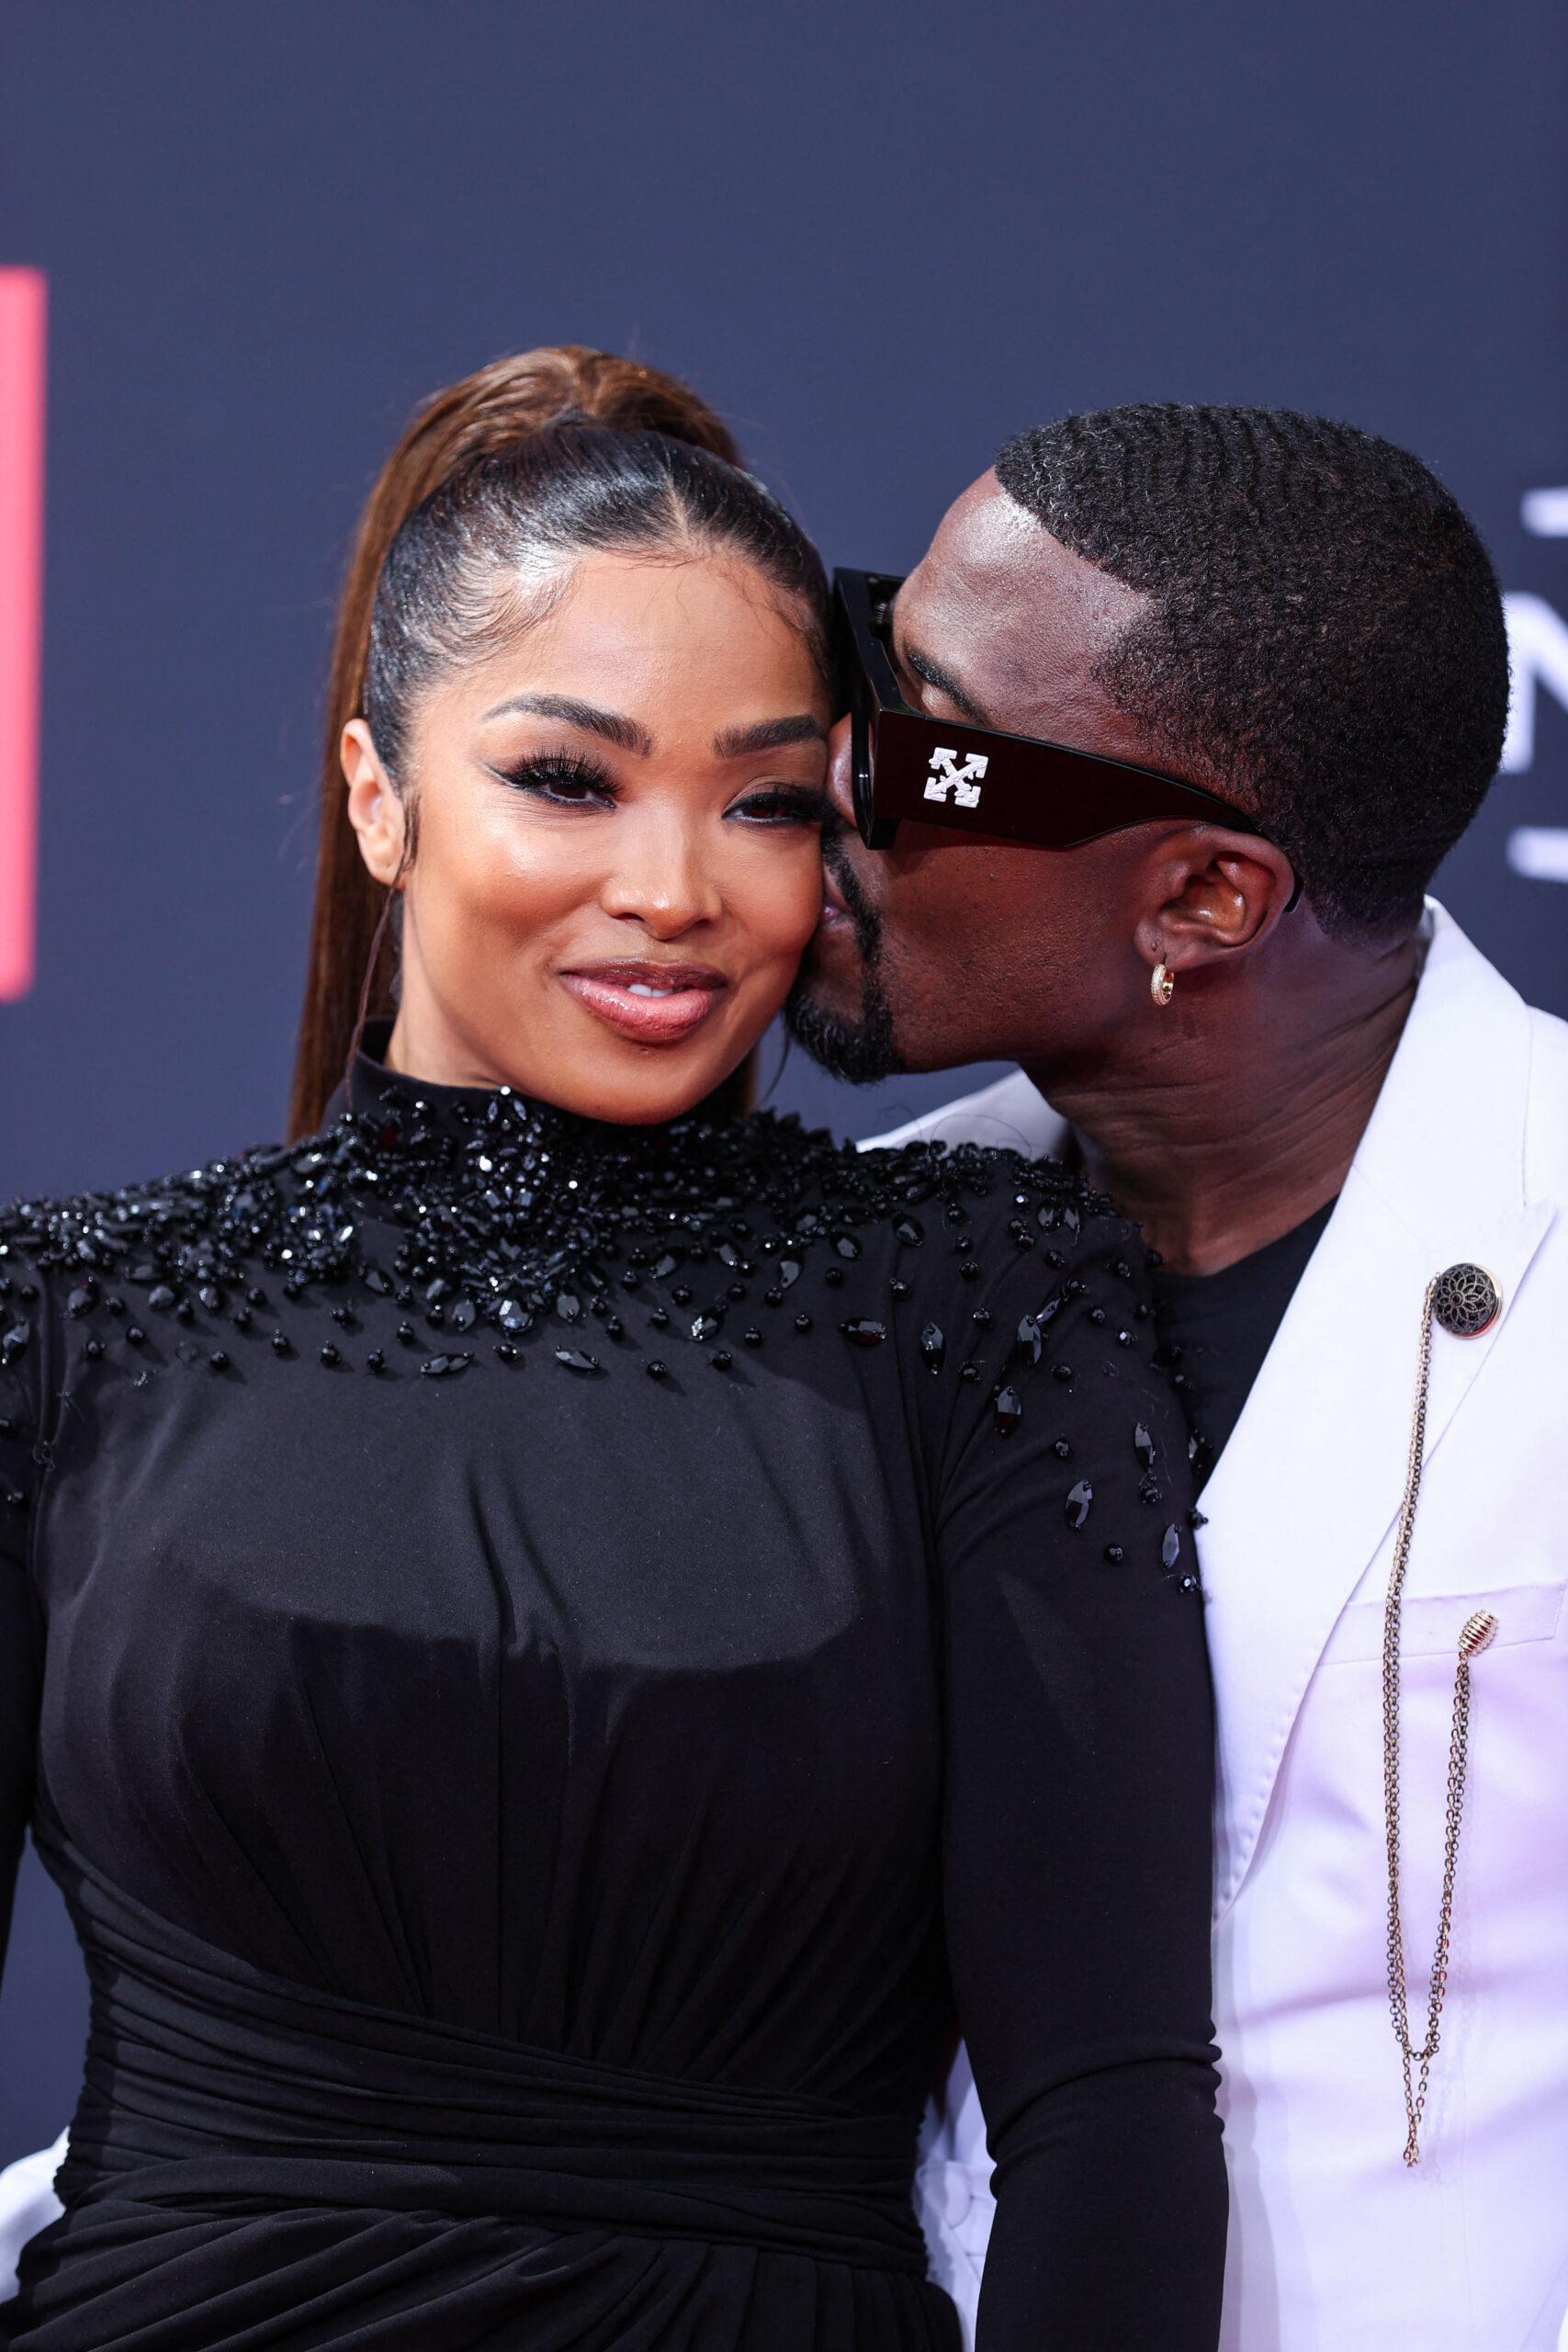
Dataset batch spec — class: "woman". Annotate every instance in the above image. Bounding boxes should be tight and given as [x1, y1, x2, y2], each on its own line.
[0, 350, 1224, 2348]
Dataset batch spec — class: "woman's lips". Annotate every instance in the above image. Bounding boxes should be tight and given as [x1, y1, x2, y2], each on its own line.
[559, 961, 728, 1046]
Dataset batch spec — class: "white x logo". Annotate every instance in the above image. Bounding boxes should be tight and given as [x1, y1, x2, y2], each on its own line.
[923, 747, 988, 808]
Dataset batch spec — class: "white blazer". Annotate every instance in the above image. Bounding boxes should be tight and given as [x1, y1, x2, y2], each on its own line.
[879, 903, 1568, 2351]
[3, 905, 1564, 2345]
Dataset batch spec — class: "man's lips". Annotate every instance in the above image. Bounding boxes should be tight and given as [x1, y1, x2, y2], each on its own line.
[559, 960, 728, 1046]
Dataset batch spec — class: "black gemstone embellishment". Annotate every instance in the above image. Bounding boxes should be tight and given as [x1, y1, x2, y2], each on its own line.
[919, 1323, 945, 1374]
[992, 1385, 1022, 1435]
[1134, 1422, 1157, 1469]
[1104, 1544, 1125, 1564]
[66, 1285, 96, 1318]
[840, 1318, 886, 1347]
[1065, 1479, 1093, 1530]
[711, 1349, 732, 1370]
[794, 1313, 812, 1332]
[1051, 1363, 1074, 1384]
[777, 1260, 802, 1290]
[1053, 1439, 1072, 1460]
[555, 1348, 599, 1374]
[270, 1331, 291, 1357]
[320, 1343, 340, 1365]
[367, 1349, 386, 1372]
[743, 1328, 763, 1348]
[1162, 1524, 1183, 1569]
[209, 1350, 229, 1371]
[646, 1360, 668, 1379]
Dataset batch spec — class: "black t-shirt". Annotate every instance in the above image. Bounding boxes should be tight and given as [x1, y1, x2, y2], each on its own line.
[1153, 1199, 1337, 1478]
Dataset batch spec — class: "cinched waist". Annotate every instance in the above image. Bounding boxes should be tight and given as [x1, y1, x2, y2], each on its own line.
[48, 1841, 928, 2278]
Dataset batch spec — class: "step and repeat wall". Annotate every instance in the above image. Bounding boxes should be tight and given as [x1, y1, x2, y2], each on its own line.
[1, 0, 1564, 2165]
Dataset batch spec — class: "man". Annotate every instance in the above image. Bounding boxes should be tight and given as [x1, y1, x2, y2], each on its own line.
[788, 404, 1568, 2351]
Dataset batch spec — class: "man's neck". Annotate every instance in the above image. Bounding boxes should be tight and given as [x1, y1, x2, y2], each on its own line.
[1026, 933, 1421, 1275]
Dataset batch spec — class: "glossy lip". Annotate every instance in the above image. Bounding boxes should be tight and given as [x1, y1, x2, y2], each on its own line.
[558, 958, 728, 1047]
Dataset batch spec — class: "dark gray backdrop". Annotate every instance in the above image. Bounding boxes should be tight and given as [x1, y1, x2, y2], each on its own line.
[2, 0, 1564, 2165]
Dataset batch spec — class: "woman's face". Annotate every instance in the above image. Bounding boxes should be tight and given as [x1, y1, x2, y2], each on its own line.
[344, 549, 830, 1123]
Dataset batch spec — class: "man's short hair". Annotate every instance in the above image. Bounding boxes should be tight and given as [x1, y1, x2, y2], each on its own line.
[994, 405, 1509, 942]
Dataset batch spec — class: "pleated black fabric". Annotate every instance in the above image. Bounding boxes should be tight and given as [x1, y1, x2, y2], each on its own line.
[0, 1054, 1225, 2348]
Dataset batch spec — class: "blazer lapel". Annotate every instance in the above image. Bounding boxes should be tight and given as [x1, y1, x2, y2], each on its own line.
[1199, 908, 1556, 1918]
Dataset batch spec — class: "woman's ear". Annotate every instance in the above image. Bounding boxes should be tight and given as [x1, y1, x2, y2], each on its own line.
[1134, 829, 1296, 977]
[342, 720, 408, 888]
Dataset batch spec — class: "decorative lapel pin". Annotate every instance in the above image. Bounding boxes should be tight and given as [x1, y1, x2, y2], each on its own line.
[1382, 1263, 1503, 2165]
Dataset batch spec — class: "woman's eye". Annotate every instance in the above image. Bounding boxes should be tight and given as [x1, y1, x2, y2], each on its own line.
[490, 753, 617, 808]
[729, 786, 829, 828]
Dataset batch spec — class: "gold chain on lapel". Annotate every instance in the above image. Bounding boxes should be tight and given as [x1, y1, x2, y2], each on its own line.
[1382, 1270, 1500, 2166]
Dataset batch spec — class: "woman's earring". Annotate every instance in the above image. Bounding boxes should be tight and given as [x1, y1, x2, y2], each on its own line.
[1151, 961, 1176, 1008]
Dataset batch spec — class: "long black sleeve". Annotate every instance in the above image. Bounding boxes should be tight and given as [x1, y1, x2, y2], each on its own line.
[0, 1269, 46, 1978]
[935, 1209, 1226, 2350]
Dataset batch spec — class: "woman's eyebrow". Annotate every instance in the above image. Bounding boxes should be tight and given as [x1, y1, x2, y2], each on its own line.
[712, 713, 829, 758]
[480, 692, 652, 755]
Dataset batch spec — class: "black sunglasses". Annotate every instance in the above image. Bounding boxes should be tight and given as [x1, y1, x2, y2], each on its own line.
[835, 568, 1300, 905]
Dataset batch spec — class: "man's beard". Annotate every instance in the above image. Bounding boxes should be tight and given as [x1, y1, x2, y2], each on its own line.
[784, 831, 906, 1085]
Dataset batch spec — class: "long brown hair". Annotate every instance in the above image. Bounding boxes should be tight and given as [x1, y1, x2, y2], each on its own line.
[287, 347, 749, 1139]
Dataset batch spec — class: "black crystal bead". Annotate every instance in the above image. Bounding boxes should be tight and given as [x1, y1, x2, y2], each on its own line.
[890, 1278, 910, 1300]
[960, 1363, 980, 1384]
[840, 1319, 886, 1347]
[231, 1307, 252, 1330]
[743, 1328, 763, 1348]
[649, 1307, 670, 1329]
[1104, 1544, 1125, 1564]
[647, 1360, 668, 1379]
[148, 1284, 176, 1312]
[1089, 1306, 1106, 1325]
[555, 1348, 599, 1374]
[209, 1351, 229, 1371]
[992, 1385, 1022, 1436]
[1, 1321, 32, 1363]
[1162, 1524, 1183, 1569]
[1065, 1479, 1094, 1530]
[824, 1267, 844, 1288]
[124, 1326, 145, 1348]
[1134, 1422, 1157, 1469]
[833, 1234, 863, 1261]
[422, 1352, 473, 1377]
[85, 1337, 104, 1360]
[1189, 1508, 1209, 1529]
[1179, 1572, 1201, 1594]
[367, 1348, 386, 1371]
[66, 1285, 96, 1319]
[671, 1285, 693, 1306]
[776, 1260, 802, 1290]
[959, 1261, 980, 1281]
[710, 1350, 732, 1370]
[1051, 1363, 1074, 1383]
[270, 1330, 291, 1357]
[893, 1216, 924, 1248]
[320, 1343, 340, 1366]
[919, 1323, 945, 1374]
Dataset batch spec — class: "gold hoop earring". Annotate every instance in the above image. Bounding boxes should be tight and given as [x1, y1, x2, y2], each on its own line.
[1151, 962, 1176, 1008]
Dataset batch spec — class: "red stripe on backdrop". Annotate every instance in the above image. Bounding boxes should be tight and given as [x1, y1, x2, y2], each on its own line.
[0, 269, 47, 1003]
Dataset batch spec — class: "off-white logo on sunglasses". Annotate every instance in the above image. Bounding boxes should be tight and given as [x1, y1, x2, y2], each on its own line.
[923, 747, 988, 808]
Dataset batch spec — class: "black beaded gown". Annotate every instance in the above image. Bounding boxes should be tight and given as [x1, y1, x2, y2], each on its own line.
[0, 1044, 1224, 2351]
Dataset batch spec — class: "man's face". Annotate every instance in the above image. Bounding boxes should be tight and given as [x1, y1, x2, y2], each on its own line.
[789, 470, 1171, 1081]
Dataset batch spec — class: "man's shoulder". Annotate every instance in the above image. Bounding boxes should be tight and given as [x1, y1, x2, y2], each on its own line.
[861, 1069, 1070, 1158]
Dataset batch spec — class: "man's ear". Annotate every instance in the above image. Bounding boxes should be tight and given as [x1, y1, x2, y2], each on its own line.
[342, 719, 408, 888]
[1134, 828, 1296, 977]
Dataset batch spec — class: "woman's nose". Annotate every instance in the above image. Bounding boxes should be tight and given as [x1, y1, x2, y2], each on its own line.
[601, 816, 722, 937]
